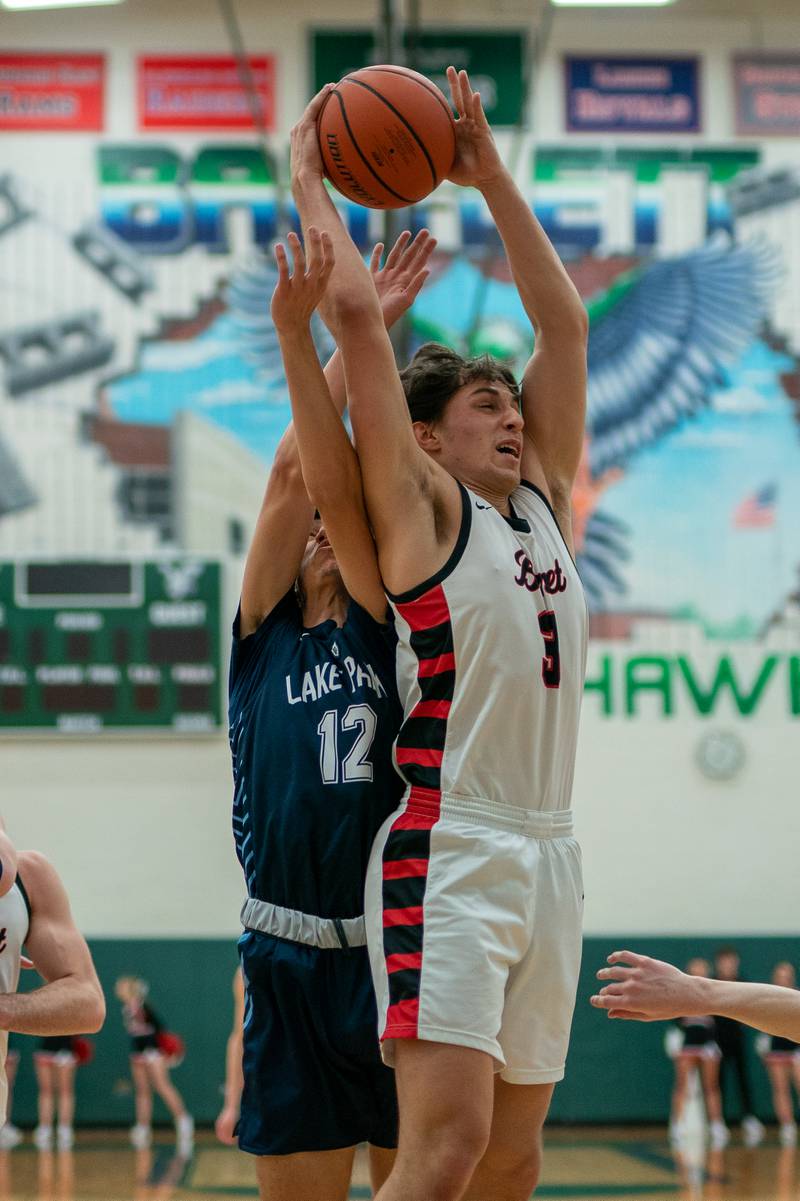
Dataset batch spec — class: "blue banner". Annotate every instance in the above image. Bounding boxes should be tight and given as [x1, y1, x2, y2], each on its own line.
[565, 56, 701, 134]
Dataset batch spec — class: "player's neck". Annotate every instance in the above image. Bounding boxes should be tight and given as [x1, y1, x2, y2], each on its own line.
[301, 583, 349, 629]
[463, 477, 514, 517]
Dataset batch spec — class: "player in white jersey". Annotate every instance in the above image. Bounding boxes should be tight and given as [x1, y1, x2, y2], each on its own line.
[292, 67, 588, 1201]
[0, 819, 105, 1143]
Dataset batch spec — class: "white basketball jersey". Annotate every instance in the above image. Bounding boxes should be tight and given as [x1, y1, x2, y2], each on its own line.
[388, 481, 588, 814]
[0, 880, 29, 1122]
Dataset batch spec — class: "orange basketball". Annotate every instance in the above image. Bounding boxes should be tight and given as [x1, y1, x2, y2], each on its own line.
[317, 65, 456, 209]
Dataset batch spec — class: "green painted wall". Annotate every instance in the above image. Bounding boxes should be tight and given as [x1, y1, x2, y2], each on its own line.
[9, 936, 800, 1128]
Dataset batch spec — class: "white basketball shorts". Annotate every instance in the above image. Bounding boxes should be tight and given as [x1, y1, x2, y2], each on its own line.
[365, 786, 584, 1084]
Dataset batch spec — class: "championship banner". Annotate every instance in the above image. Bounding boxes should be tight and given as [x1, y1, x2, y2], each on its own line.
[565, 56, 701, 134]
[0, 53, 105, 131]
[138, 56, 276, 131]
[734, 55, 800, 136]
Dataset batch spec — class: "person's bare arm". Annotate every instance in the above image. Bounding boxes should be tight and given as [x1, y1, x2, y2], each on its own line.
[0, 852, 105, 1035]
[215, 967, 245, 1145]
[445, 68, 588, 546]
[290, 89, 460, 596]
[591, 950, 800, 1042]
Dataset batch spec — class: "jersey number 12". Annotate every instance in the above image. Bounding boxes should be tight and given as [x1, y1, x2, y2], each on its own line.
[317, 704, 378, 785]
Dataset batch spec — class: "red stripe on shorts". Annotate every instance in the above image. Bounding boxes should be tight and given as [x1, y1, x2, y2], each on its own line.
[383, 905, 424, 927]
[385, 951, 423, 974]
[383, 998, 420, 1036]
[382, 857, 429, 879]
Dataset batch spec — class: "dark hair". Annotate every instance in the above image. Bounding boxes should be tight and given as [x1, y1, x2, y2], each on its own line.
[400, 342, 519, 425]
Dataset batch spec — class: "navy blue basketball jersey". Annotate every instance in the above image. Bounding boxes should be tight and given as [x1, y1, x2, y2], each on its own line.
[229, 592, 404, 919]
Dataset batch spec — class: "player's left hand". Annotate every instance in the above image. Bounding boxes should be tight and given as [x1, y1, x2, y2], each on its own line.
[290, 84, 333, 186]
[270, 227, 335, 335]
[370, 229, 437, 327]
[590, 950, 698, 1022]
[445, 66, 505, 190]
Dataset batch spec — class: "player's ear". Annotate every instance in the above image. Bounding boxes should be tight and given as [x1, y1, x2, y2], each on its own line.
[412, 420, 440, 453]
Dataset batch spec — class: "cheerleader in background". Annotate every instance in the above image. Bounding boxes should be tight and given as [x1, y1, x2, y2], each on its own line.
[758, 962, 800, 1146]
[667, 958, 729, 1150]
[115, 976, 193, 1154]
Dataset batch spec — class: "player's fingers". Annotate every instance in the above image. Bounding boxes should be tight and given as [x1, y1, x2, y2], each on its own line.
[446, 66, 462, 116]
[458, 70, 473, 118]
[319, 231, 336, 280]
[404, 269, 430, 305]
[607, 950, 645, 966]
[287, 230, 306, 278]
[384, 229, 412, 271]
[596, 965, 635, 981]
[369, 242, 385, 275]
[402, 229, 434, 267]
[273, 241, 290, 283]
[304, 82, 334, 121]
[608, 1009, 649, 1021]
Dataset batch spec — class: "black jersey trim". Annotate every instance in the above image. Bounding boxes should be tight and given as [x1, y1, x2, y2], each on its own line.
[385, 483, 472, 605]
[505, 498, 531, 534]
[517, 480, 579, 571]
[15, 872, 32, 922]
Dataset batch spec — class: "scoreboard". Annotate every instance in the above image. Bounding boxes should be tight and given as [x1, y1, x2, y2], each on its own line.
[0, 560, 222, 734]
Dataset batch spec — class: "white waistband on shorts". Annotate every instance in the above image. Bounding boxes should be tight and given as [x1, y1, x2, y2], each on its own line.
[415, 792, 574, 838]
[240, 898, 367, 949]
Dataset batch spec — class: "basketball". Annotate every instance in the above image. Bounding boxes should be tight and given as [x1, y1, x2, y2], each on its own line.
[317, 65, 456, 209]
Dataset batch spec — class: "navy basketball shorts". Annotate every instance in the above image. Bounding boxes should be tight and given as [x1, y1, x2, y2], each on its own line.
[365, 790, 584, 1084]
[237, 928, 399, 1156]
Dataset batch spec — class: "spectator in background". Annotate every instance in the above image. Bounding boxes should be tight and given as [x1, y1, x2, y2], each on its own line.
[713, 946, 764, 1147]
[115, 976, 193, 1155]
[667, 959, 729, 1150]
[758, 962, 800, 1147]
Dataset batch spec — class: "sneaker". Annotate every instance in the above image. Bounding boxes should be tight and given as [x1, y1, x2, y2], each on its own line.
[742, 1115, 765, 1148]
[129, 1124, 151, 1149]
[33, 1125, 53, 1151]
[56, 1125, 74, 1151]
[0, 1123, 22, 1150]
[779, 1122, 797, 1147]
[176, 1113, 194, 1151]
[710, 1121, 730, 1150]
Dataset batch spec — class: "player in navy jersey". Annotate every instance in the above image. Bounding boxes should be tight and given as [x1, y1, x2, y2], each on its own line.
[292, 70, 588, 1201]
[229, 228, 433, 1201]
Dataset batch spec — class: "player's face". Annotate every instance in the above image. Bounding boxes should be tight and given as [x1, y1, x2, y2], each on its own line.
[299, 521, 342, 591]
[420, 379, 524, 494]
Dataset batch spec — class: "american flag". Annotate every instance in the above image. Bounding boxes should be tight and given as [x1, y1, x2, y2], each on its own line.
[733, 484, 777, 529]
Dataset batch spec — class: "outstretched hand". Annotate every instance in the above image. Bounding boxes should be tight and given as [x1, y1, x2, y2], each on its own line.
[290, 84, 333, 185]
[590, 950, 699, 1022]
[445, 66, 504, 190]
[370, 229, 436, 327]
[270, 227, 335, 336]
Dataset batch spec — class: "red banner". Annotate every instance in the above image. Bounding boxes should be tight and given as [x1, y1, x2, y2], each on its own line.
[0, 53, 105, 131]
[138, 56, 275, 130]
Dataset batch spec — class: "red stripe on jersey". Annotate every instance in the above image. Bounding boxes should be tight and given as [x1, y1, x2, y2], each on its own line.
[395, 584, 450, 632]
[383, 998, 420, 1038]
[395, 747, 443, 768]
[382, 857, 429, 879]
[383, 905, 424, 927]
[411, 699, 451, 719]
[385, 951, 423, 974]
[416, 652, 456, 678]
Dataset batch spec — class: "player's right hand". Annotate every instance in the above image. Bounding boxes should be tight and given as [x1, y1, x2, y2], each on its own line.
[590, 950, 701, 1022]
[270, 227, 335, 335]
[290, 84, 333, 185]
[214, 1105, 239, 1145]
[370, 229, 437, 327]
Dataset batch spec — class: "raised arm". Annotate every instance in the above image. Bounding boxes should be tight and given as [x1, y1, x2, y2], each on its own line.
[446, 68, 588, 537]
[1, 852, 105, 1036]
[290, 90, 461, 596]
[0, 819, 18, 899]
[272, 227, 434, 620]
[591, 950, 800, 1042]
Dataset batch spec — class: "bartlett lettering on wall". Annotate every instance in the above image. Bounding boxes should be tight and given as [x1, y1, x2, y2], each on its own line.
[138, 56, 275, 131]
[0, 53, 104, 131]
[565, 56, 701, 134]
[734, 55, 800, 136]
